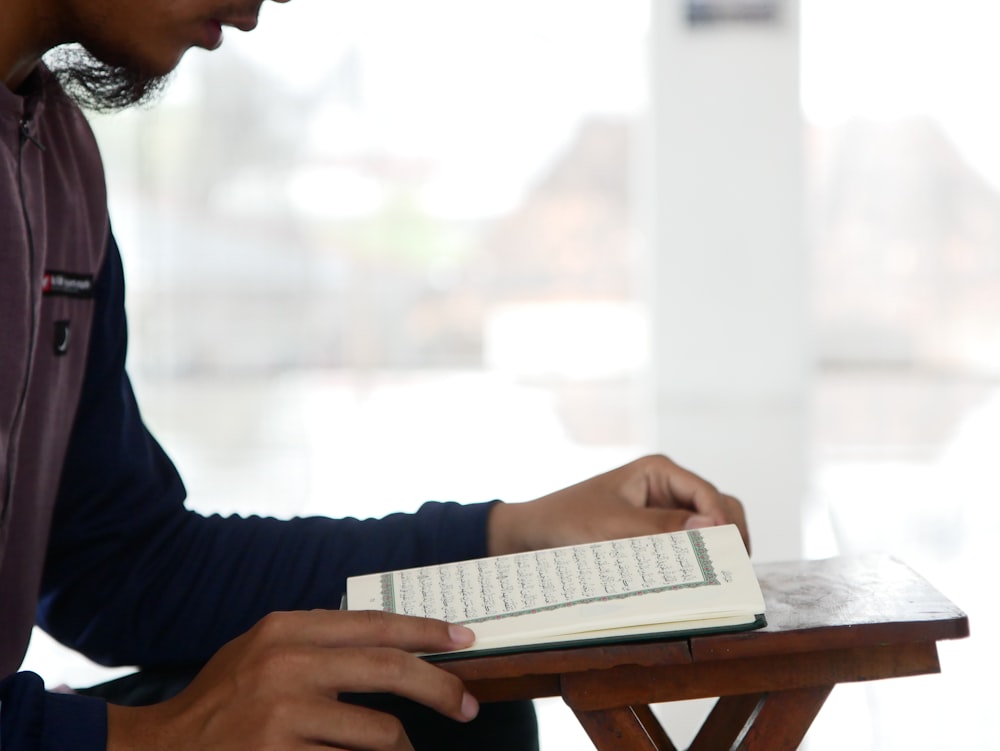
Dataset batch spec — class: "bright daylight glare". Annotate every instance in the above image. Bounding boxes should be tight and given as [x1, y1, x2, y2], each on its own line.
[21, 1, 998, 749]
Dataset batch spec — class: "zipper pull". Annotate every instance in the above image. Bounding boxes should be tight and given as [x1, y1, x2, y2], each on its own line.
[19, 117, 47, 152]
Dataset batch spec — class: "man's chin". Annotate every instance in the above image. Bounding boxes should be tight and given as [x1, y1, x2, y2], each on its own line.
[44, 44, 171, 112]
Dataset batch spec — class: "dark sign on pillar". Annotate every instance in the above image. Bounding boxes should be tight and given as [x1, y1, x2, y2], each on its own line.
[687, 0, 781, 26]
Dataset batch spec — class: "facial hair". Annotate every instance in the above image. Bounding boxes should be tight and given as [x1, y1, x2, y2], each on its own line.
[44, 44, 171, 112]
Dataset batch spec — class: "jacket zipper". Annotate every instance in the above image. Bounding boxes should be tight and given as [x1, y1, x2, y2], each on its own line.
[1, 116, 44, 529]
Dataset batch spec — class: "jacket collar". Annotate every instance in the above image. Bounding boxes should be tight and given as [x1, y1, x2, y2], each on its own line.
[0, 65, 50, 123]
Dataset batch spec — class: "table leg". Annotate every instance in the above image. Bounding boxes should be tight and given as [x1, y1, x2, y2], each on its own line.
[572, 704, 679, 751]
[687, 686, 833, 751]
[688, 694, 765, 751]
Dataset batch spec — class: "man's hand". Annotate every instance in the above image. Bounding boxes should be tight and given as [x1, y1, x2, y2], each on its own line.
[488, 454, 748, 556]
[107, 610, 480, 751]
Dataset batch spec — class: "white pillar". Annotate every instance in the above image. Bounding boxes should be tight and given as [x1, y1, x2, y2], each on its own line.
[644, 2, 808, 564]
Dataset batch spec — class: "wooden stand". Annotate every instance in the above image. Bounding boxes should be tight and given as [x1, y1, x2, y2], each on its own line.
[441, 555, 969, 751]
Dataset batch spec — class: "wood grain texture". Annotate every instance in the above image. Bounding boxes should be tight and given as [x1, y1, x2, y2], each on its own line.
[573, 705, 680, 751]
[443, 639, 691, 683]
[690, 555, 969, 662]
[560, 641, 940, 710]
[442, 555, 966, 687]
[435, 555, 968, 750]
[688, 694, 765, 751]
[730, 686, 833, 751]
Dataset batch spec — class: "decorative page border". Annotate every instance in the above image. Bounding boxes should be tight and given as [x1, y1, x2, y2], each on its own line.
[378, 530, 718, 623]
[380, 572, 396, 612]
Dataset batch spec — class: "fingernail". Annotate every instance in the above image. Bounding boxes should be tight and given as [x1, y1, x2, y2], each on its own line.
[461, 691, 480, 720]
[684, 514, 713, 530]
[448, 624, 476, 646]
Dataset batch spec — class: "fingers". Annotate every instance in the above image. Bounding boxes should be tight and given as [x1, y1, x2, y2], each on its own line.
[632, 455, 749, 551]
[576, 506, 703, 542]
[116, 610, 482, 751]
[636, 455, 720, 514]
[293, 698, 416, 751]
[717, 493, 750, 552]
[252, 609, 476, 655]
[304, 646, 479, 723]
[197, 695, 417, 751]
[645, 505, 750, 553]
[492, 454, 752, 554]
[250, 611, 479, 722]
[232, 641, 477, 726]
[239, 611, 479, 723]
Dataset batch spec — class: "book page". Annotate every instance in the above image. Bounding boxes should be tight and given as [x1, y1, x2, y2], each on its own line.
[375, 529, 715, 623]
[346, 525, 763, 649]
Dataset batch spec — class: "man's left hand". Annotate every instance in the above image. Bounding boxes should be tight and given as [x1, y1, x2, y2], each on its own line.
[487, 454, 748, 556]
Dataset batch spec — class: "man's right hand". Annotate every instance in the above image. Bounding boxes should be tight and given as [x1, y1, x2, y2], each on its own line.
[106, 610, 480, 751]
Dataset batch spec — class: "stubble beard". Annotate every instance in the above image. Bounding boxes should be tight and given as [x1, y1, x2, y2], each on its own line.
[44, 44, 172, 112]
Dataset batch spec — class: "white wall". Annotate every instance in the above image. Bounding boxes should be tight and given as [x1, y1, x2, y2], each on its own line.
[644, 2, 807, 564]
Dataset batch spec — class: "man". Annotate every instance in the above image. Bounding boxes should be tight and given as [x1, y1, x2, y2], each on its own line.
[0, 0, 749, 749]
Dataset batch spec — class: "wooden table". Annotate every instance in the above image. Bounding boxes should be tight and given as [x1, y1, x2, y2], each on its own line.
[442, 555, 969, 751]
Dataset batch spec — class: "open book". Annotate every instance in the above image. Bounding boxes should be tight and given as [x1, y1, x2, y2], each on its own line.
[344, 523, 765, 660]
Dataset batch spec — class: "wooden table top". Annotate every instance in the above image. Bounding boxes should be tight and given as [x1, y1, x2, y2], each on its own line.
[441, 554, 969, 703]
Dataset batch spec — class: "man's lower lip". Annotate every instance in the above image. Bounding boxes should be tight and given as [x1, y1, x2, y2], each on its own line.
[202, 20, 224, 49]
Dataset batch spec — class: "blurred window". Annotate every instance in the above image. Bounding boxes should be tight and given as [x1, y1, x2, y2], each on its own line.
[802, 1, 997, 749]
[91, 0, 653, 520]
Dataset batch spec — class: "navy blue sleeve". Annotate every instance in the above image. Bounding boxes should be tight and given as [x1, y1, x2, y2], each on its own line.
[0, 672, 106, 751]
[37, 233, 496, 668]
